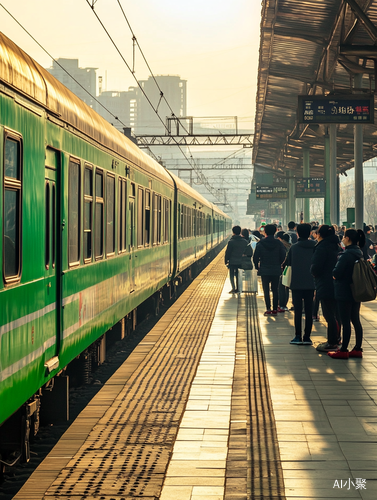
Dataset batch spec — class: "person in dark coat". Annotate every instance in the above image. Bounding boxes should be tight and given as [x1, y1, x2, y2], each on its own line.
[364, 226, 376, 258]
[310, 225, 341, 352]
[253, 224, 286, 315]
[285, 223, 316, 345]
[225, 225, 248, 294]
[329, 229, 365, 359]
[241, 228, 254, 263]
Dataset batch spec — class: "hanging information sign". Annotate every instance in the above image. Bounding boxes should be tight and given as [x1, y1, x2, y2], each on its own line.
[298, 94, 374, 124]
[296, 178, 325, 198]
[256, 185, 288, 200]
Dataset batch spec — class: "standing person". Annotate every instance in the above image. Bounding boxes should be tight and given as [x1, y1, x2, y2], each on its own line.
[329, 229, 365, 359]
[364, 226, 376, 258]
[241, 228, 254, 260]
[225, 225, 248, 294]
[286, 223, 316, 345]
[275, 232, 291, 312]
[286, 221, 298, 244]
[310, 225, 341, 352]
[310, 227, 320, 321]
[253, 224, 286, 316]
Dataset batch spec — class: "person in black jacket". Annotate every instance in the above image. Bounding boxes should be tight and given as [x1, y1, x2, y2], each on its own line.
[310, 225, 341, 352]
[225, 225, 248, 294]
[253, 224, 286, 315]
[285, 223, 316, 345]
[329, 229, 365, 359]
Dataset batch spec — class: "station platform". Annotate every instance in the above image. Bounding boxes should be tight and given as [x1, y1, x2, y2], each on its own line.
[12, 250, 377, 500]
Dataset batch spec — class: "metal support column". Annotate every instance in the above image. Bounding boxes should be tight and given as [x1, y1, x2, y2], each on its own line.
[324, 131, 331, 225]
[329, 124, 338, 225]
[354, 75, 364, 229]
[303, 148, 310, 221]
[287, 172, 296, 222]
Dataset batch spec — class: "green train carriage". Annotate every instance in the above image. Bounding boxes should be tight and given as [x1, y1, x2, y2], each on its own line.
[0, 31, 231, 465]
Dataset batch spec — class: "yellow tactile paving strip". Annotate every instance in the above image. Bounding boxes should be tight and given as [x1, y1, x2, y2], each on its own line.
[13, 251, 229, 500]
[160, 279, 239, 500]
[257, 286, 377, 500]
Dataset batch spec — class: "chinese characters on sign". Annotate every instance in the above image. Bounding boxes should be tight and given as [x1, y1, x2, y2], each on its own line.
[296, 178, 325, 198]
[256, 185, 288, 200]
[298, 94, 374, 124]
[333, 478, 366, 490]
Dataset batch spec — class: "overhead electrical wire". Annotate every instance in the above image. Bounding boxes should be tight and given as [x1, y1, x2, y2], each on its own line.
[0, 4, 127, 128]
[0, 3, 160, 162]
[85, 0, 231, 208]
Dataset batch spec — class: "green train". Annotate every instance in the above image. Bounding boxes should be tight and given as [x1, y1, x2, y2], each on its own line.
[0, 31, 231, 466]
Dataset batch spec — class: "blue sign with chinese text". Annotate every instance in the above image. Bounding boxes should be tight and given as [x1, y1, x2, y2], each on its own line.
[298, 94, 374, 124]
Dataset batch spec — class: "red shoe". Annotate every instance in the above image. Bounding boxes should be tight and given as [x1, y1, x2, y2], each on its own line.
[328, 350, 349, 359]
[349, 349, 363, 358]
[271, 310, 278, 315]
[264, 310, 272, 316]
[276, 307, 285, 313]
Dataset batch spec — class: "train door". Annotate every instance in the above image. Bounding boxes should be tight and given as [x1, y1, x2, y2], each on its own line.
[168, 199, 172, 275]
[193, 209, 197, 258]
[44, 149, 60, 359]
[129, 183, 136, 293]
[206, 214, 209, 250]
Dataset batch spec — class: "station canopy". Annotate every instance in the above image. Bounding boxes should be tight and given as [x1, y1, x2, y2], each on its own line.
[253, 0, 377, 177]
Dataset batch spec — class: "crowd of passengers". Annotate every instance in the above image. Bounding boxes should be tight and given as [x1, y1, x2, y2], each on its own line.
[224, 221, 377, 360]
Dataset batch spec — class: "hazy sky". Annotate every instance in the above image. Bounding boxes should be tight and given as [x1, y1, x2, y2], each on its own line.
[0, 0, 261, 129]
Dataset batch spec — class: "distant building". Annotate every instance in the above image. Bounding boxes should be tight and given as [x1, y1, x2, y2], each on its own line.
[47, 59, 97, 109]
[46, 59, 187, 136]
[131, 75, 187, 135]
[96, 91, 131, 132]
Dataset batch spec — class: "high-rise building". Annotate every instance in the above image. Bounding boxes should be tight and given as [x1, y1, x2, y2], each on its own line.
[47, 59, 97, 109]
[46, 59, 186, 136]
[96, 91, 131, 132]
[131, 75, 187, 135]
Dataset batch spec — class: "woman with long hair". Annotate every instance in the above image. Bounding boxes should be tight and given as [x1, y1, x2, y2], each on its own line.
[329, 229, 365, 359]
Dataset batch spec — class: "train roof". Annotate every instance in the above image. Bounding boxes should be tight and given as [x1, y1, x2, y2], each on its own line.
[0, 31, 173, 186]
[0, 31, 230, 220]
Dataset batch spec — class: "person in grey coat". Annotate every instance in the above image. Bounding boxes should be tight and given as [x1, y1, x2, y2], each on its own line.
[225, 225, 248, 293]
[285, 223, 316, 345]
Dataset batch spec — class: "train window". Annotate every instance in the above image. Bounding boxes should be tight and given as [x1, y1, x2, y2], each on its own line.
[157, 195, 162, 244]
[152, 193, 157, 245]
[145, 190, 151, 246]
[68, 159, 80, 266]
[3, 135, 22, 282]
[52, 184, 56, 268]
[137, 187, 144, 247]
[183, 205, 187, 239]
[129, 184, 135, 249]
[45, 182, 50, 268]
[163, 198, 169, 243]
[84, 166, 93, 262]
[106, 174, 115, 256]
[95, 170, 104, 259]
[119, 178, 127, 252]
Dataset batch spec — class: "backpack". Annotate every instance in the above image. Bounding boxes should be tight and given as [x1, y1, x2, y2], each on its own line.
[351, 258, 377, 302]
